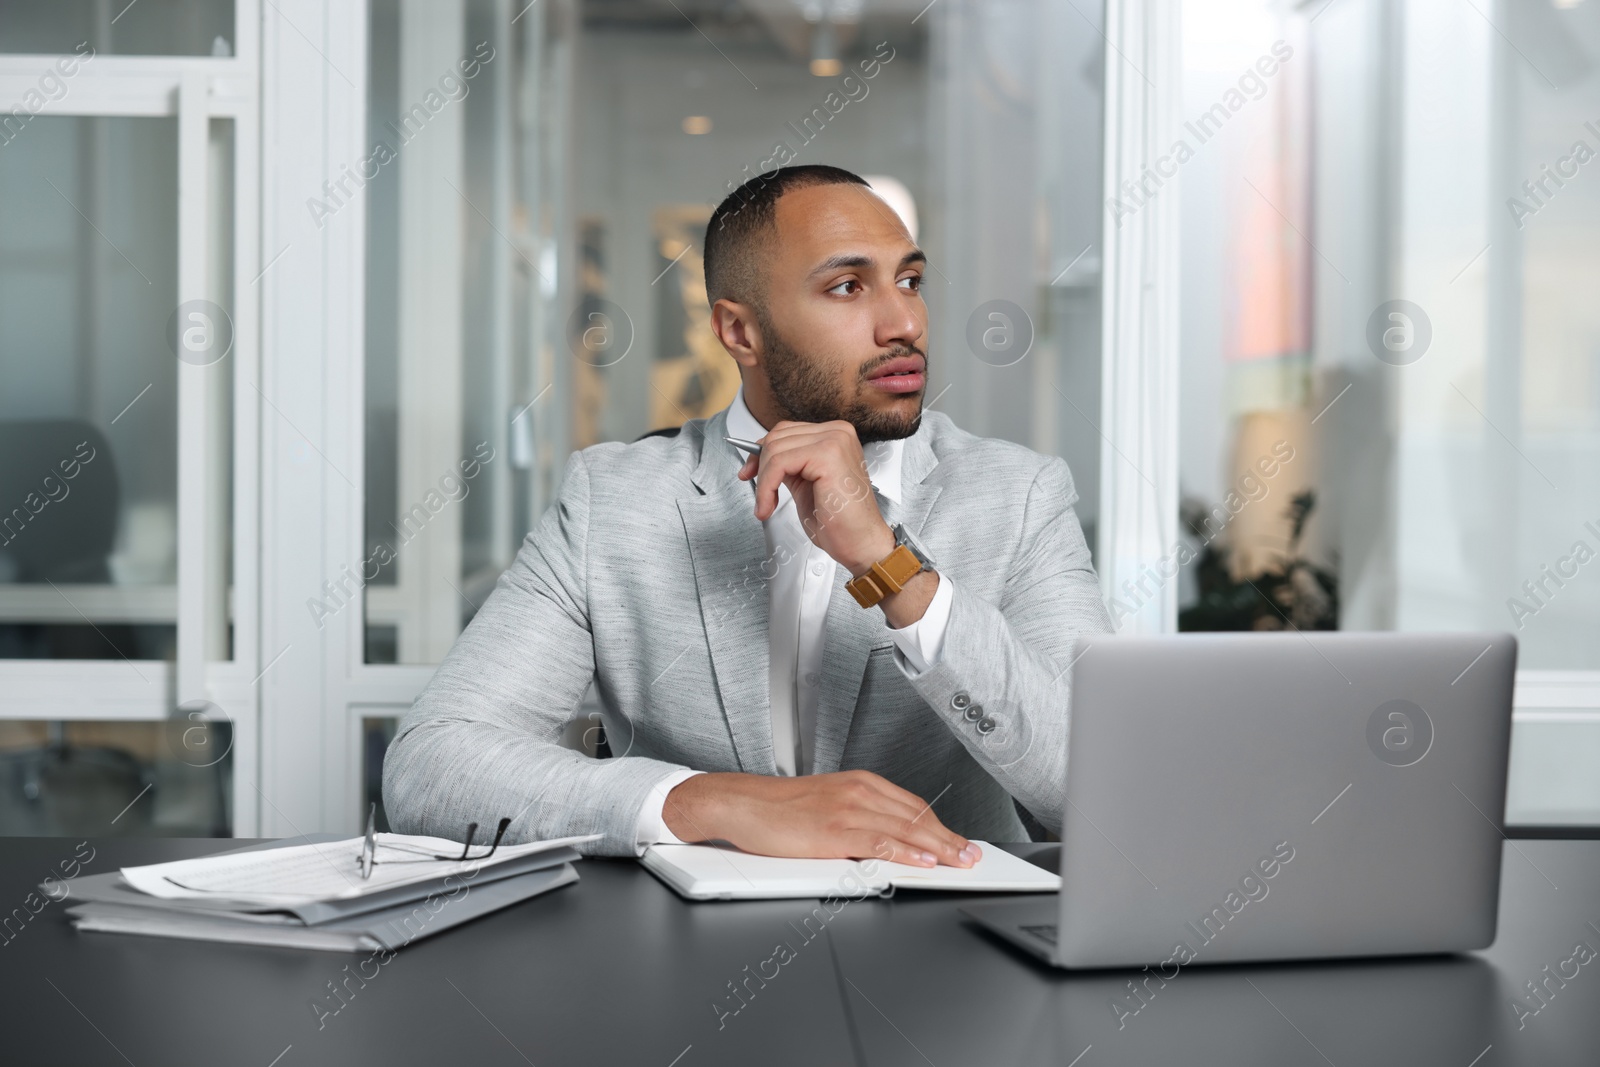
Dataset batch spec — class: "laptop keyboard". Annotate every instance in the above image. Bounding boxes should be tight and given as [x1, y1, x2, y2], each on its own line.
[1021, 923, 1059, 946]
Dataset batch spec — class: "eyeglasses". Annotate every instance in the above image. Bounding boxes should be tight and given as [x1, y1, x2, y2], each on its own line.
[358, 802, 513, 880]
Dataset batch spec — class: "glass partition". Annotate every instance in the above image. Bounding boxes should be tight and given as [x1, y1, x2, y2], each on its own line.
[1178, 0, 1600, 666]
[1176, 0, 1600, 822]
[0, 115, 181, 661]
[363, 0, 568, 664]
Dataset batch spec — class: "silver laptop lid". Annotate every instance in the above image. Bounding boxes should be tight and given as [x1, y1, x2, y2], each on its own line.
[1056, 632, 1516, 968]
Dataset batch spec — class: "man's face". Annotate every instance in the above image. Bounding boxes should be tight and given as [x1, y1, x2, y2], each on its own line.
[754, 183, 928, 444]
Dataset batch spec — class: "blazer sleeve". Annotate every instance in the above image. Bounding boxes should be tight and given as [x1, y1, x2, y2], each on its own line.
[900, 455, 1111, 833]
[382, 449, 698, 856]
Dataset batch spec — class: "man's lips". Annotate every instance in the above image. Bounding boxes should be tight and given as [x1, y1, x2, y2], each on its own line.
[868, 355, 925, 394]
[867, 355, 925, 380]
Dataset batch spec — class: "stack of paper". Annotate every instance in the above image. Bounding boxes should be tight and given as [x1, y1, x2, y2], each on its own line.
[54, 832, 599, 952]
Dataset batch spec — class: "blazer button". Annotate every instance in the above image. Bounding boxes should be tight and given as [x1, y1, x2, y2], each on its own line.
[951, 691, 971, 713]
[964, 703, 983, 723]
[976, 716, 997, 735]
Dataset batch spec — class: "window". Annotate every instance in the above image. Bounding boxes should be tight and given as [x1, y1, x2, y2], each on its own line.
[1173, 0, 1600, 823]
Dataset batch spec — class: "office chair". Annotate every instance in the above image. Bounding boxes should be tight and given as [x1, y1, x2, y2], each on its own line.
[0, 419, 121, 585]
[0, 419, 138, 660]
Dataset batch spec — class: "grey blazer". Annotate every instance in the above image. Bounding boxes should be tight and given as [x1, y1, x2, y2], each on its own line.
[383, 406, 1111, 856]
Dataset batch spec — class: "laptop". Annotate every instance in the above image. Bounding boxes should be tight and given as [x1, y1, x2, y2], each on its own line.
[963, 632, 1516, 969]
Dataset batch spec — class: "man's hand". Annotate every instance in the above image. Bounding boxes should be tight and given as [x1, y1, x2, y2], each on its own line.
[735, 418, 938, 628]
[661, 769, 983, 868]
[736, 420, 895, 577]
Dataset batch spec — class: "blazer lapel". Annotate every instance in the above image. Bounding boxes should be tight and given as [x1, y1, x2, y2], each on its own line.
[678, 410, 776, 775]
[809, 425, 944, 775]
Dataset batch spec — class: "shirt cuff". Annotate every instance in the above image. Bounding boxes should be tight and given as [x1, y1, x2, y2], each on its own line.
[888, 572, 954, 678]
[633, 768, 705, 855]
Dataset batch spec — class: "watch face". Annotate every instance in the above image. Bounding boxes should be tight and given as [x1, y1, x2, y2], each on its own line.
[894, 523, 936, 568]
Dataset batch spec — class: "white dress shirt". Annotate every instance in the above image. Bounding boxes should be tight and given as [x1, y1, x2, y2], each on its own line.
[632, 386, 956, 852]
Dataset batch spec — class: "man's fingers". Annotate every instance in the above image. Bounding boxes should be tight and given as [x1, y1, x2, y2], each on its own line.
[763, 422, 836, 446]
[850, 775, 973, 853]
[851, 786, 957, 841]
[848, 833, 940, 868]
[848, 809, 974, 868]
[748, 425, 863, 518]
[752, 444, 819, 520]
[753, 427, 835, 474]
[815, 773, 969, 865]
[750, 449, 792, 519]
[879, 800, 976, 863]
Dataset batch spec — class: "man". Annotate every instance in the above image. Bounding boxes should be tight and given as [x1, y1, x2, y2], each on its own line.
[384, 164, 1110, 868]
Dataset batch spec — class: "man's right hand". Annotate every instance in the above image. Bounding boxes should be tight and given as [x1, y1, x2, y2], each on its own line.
[661, 769, 982, 868]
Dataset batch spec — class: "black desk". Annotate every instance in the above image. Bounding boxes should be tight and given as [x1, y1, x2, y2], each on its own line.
[1, 837, 1595, 1066]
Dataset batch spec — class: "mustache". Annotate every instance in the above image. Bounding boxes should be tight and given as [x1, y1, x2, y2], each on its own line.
[859, 346, 926, 379]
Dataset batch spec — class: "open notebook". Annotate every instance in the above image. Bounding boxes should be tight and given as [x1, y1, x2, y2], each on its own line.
[641, 841, 1059, 901]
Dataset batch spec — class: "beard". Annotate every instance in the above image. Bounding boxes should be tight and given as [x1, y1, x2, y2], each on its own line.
[757, 311, 925, 444]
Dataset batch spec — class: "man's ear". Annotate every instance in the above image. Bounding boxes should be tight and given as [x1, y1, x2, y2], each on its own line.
[709, 299, 763, 370]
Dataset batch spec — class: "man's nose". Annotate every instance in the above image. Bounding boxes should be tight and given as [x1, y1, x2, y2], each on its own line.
[874, 290, 923, 350]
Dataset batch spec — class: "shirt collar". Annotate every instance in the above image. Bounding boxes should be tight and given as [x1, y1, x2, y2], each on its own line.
[724, 384, 904, 507]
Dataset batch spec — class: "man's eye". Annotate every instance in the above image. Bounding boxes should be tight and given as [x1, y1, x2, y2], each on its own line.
[898, 275, 922, 292]
[827, 279, 859, 296]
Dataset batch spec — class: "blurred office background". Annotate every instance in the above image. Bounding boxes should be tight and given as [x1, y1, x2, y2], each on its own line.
[0, 0, 1594, 837]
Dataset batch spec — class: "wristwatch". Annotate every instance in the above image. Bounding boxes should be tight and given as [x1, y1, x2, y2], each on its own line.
[846, 523, 937, 609]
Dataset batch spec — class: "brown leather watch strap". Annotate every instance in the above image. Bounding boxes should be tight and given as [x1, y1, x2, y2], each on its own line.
[845, 543, 924, 609]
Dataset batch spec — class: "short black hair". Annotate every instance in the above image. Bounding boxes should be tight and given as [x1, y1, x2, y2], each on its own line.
[703, 164, 870, 309]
